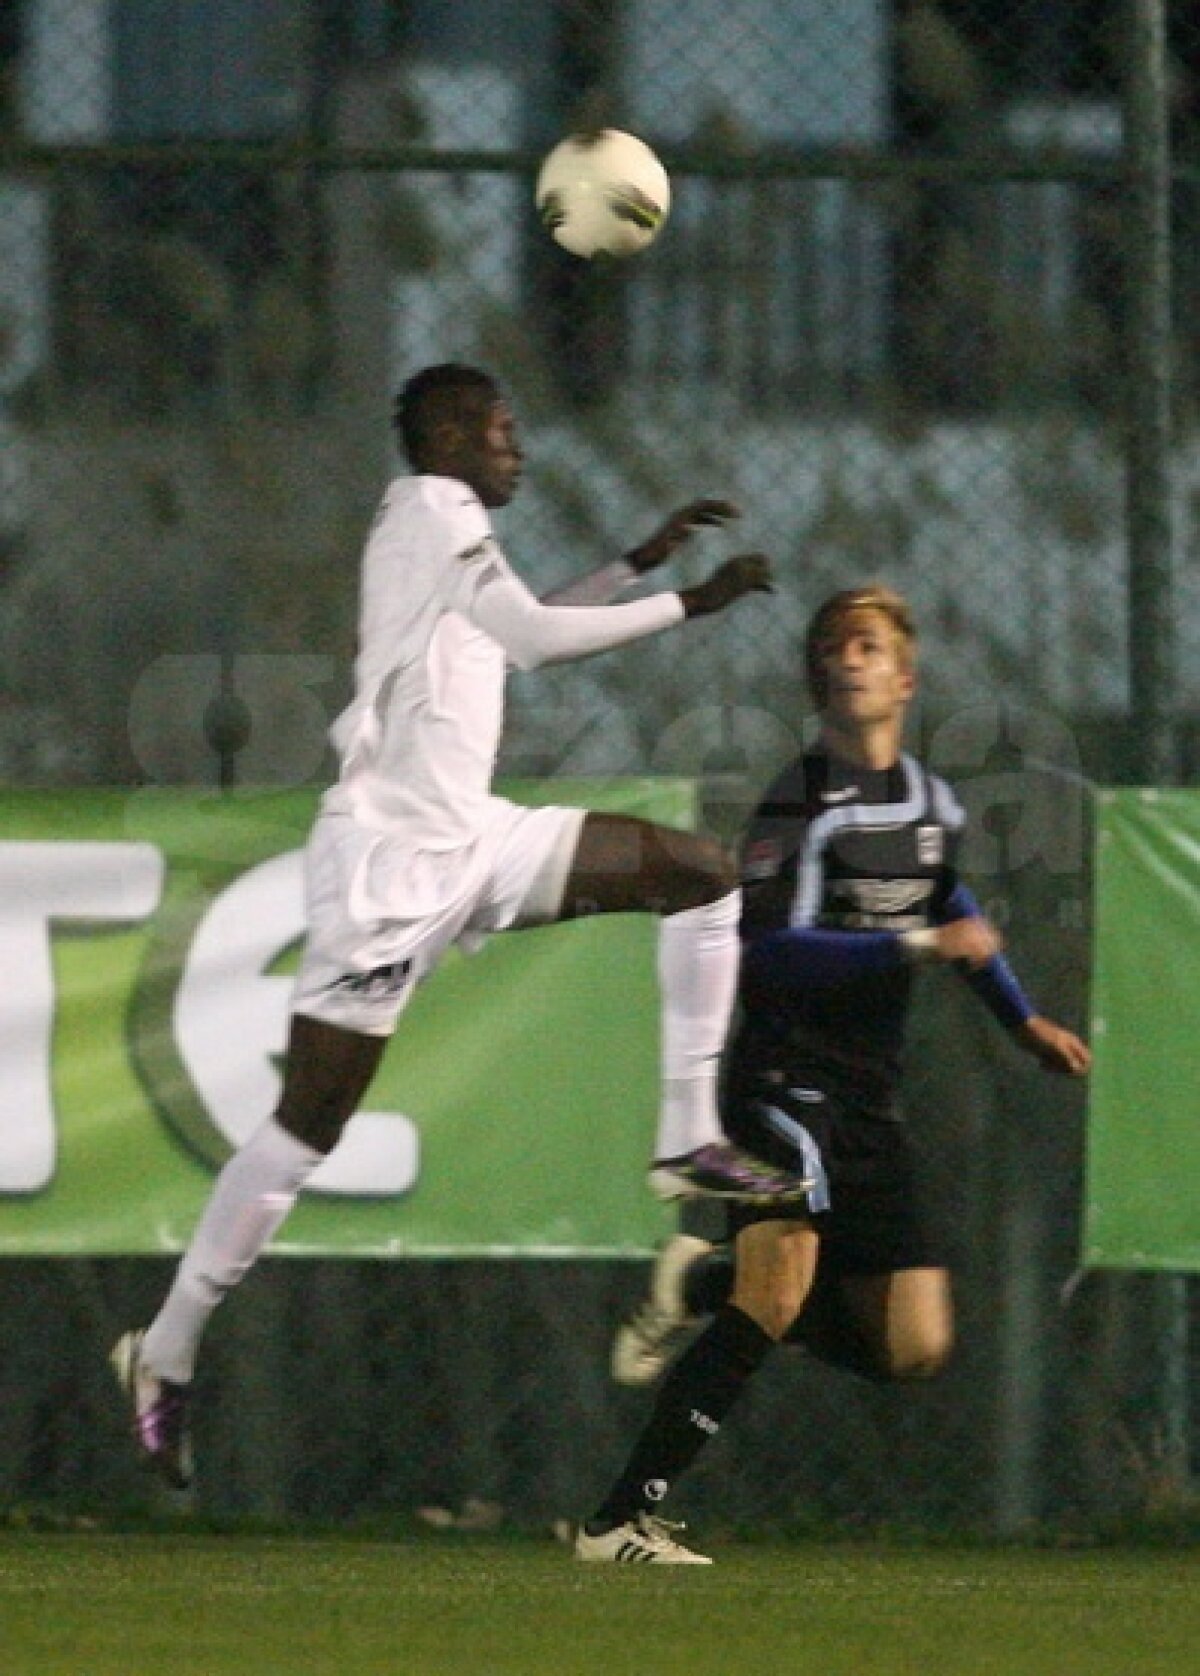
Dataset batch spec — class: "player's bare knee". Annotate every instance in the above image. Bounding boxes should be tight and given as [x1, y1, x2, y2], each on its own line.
[883, 1335, 953, 1382]
[734, 1280, 807, 1342]
[700, 836, 739, 900]
[671, 834, 738, 909]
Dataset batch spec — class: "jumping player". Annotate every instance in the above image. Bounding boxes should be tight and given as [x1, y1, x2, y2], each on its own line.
[112, 363, 808, 1490]
[577, 584, 1090, 1563]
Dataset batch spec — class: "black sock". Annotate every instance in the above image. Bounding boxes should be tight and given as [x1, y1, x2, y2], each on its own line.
[589, 1304, 774, 1530]
[683, 1247, 735, 1315]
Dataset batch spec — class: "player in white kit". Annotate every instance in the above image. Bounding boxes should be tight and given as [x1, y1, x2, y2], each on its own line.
[112, 363, 808, 1489]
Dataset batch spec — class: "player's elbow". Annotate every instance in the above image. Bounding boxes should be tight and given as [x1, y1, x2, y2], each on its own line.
[499, 618, 557, 670]
[507, 642, 546, 672]
[501, 608, 572, 671]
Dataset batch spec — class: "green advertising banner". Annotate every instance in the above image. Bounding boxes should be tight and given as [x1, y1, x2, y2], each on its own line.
[0, 782, 693, 1258]
[1085, 789, 1200, 1272]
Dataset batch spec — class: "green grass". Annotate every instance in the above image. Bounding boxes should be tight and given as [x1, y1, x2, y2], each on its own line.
[1, 1529, 1198, 1676]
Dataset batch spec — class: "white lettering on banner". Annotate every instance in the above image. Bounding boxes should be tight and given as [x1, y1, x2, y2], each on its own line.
[176, 851, 419, 1197]
[0, 842, 164, 1192]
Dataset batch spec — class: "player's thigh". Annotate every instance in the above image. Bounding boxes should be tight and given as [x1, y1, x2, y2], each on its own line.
[560, 811, 736, 916]
[469, 803, 587, 931]
[730, 1218, 821, 1341]
[838, 1266, 954, 1380]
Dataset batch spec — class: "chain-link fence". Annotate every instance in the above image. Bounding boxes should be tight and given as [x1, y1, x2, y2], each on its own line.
[0, 0, 1197, 1533]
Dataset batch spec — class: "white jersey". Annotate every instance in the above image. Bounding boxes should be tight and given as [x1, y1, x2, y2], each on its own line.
[324, 474, 684, 843]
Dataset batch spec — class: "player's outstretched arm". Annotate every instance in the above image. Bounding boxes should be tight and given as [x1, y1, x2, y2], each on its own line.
[625, 499, 741, 574]
[540, 499, 742, 607]
[678, 553, 774, 617]
[1013, 1016, 1092, 1076]
[463, 546, 770, 670]
[935, 899, 1090, 1074]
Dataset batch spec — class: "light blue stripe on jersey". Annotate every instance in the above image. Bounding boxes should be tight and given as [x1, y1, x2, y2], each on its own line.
[791, 753, 928, 927]
[926, 770, 966, 832]
[761, 1106, 831, 1213]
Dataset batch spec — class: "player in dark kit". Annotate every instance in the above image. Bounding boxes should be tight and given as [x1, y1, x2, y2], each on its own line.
[576, 584, 1090, 1564]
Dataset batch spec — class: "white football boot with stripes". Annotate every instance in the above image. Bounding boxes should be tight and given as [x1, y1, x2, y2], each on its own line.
[575, 1512, 712, 1565]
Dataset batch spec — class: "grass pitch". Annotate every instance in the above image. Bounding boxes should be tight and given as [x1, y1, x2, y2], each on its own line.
[1, 1529, 1197, 1676]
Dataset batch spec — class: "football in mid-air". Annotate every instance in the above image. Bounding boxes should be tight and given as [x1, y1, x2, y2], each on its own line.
[535, 129, 671, 259]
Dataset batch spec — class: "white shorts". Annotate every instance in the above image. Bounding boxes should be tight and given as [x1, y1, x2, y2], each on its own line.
[290, 798, 587, 1036]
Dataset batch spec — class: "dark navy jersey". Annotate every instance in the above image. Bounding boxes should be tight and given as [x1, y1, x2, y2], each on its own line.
[727, 746, 967, 1107]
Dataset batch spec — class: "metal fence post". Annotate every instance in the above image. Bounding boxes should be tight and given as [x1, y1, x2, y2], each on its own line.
[1124, 0, 1178, 780]
[1122, 0, 1190, 1498]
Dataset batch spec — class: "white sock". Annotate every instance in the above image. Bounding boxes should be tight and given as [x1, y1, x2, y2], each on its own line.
[141, 1118, 322, 1383]
[653, 888, 742, 1161]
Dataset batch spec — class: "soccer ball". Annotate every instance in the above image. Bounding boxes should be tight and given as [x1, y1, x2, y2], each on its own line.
[535, 129, 671, 259]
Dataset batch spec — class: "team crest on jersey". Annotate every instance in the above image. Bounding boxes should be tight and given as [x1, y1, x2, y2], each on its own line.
[742, 837, 783, 881]
[916, 824, 943, 866]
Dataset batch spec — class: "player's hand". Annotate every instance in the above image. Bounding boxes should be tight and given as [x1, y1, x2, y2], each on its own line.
[679, 553, 774, 617]
[1016, 1015, 1092, 1076]
[930, 916, 1003, 969]
[626, 499, 741, 574]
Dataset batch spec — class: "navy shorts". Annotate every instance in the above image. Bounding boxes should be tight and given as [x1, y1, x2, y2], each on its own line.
[722, 1072, 945, 1276]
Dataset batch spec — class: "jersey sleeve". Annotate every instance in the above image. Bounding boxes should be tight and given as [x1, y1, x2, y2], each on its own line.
[451, 539, 684, 670]
[538, 558, 640, 606]
[742, 927, 909, 1003]
[934, 881, 1037, 1029]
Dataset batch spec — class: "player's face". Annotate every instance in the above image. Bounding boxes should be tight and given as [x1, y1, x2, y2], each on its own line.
[815, 609, 915, 726]
[458, 400, 523, 508]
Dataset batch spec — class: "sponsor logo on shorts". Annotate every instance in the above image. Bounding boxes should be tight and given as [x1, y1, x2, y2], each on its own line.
[328, 960, 413, 1001]
[456, 537, 497, 564]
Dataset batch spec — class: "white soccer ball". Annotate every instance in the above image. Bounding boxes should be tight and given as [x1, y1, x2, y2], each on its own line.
[535, 129, 671, 259]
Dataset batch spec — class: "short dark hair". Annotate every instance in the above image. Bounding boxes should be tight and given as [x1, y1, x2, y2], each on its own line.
[392, 364, 500, 466]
